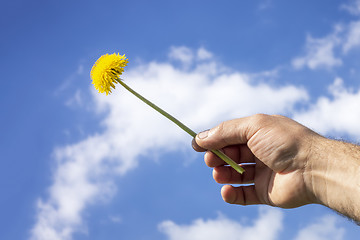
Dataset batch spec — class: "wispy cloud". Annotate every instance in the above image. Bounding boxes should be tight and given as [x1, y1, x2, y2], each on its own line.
[292, 26, 343, 70]
[341, 0, 360, 16]
[30, 47, 308, 240]
[292, 5, 360, 71]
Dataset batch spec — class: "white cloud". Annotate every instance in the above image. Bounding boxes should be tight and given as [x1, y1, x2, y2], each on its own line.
[158, 207, 283, 240]
[30, 47, 308, 240]
[294, 215, 345, 240]
[343, 21, 360, 53]
[292, 28, 343, 70]
[294, 78, 360, 140]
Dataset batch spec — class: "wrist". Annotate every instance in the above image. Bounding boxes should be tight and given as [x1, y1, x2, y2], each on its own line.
[305, 136, 360, 220]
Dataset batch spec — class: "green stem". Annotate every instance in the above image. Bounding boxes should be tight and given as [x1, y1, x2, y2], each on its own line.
[212, 149, 244, 174]
[116, 78, 244, 174]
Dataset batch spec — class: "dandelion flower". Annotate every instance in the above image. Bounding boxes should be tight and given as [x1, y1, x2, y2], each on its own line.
[90, 53, 129, 95]
[90, 53, 245, 174]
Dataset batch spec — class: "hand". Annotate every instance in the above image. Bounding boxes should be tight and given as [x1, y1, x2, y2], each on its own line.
[193, 114, 360, 223]
[193, 114, 320, 208]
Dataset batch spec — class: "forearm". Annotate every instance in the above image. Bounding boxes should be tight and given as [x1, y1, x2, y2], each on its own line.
[307, 136, 360, 222]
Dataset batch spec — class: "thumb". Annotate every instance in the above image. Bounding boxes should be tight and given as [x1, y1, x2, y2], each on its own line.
[195, 117, 254, 150]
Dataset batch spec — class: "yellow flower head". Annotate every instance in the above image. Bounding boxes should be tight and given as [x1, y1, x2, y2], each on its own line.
[90, 53, 129, 95]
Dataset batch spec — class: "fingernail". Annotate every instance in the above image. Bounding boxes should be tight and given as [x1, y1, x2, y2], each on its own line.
[192, 138, 206, 152]
[198, 130, 209, 139]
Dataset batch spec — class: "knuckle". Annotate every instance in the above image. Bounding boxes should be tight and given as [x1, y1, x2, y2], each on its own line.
[251, 113, 270, 125]
[271, 114, 285, 119]
[214, 121, 225, 135]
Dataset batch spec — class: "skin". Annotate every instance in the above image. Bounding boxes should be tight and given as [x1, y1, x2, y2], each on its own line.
[192, 114, 360, 223]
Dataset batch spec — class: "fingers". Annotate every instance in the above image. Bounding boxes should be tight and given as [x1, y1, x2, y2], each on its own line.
[213, 165, 255, 184]
[221, 185, 262, 205]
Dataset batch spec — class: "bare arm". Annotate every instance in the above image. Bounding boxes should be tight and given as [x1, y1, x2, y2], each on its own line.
[193, 114, 360, 223]
[310, 137, 360, 223]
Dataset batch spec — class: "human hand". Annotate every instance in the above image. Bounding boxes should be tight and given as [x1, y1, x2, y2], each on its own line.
[193, 114, 320, 208]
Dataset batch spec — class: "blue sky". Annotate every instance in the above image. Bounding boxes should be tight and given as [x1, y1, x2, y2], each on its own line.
[1, 0, 360, 239]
